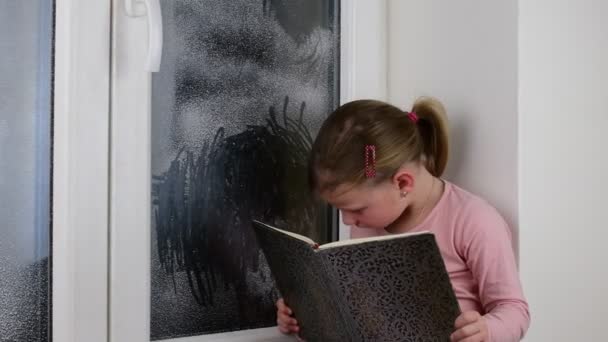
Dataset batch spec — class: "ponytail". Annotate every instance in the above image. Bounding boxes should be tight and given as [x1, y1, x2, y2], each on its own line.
[412, 97, 449, 177]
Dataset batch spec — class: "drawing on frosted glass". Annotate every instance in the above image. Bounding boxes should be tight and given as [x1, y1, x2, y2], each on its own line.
[150, 0, 339, 339]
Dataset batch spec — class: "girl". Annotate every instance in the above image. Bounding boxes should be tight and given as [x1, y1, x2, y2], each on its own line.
[276, 98, 530, 341]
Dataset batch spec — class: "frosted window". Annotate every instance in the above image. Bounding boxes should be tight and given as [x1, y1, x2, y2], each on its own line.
[150, 0, 340, 339]
[0, 1, 53, 341]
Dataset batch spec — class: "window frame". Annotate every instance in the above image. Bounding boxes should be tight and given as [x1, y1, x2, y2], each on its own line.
[53, 1, 111, 342]
[53, 0, 387, 341]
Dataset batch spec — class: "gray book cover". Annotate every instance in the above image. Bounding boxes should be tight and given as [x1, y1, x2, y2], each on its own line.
[252, 220, 460, 342]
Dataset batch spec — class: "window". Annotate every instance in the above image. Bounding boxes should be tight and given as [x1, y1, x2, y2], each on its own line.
[50, 0, 386, 341]
[0, 1, 53, 340]
[148, 1, 340, 338]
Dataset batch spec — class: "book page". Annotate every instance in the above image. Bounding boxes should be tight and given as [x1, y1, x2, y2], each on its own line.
[252, 220, 318, 246]
[318, 231, 431, 250]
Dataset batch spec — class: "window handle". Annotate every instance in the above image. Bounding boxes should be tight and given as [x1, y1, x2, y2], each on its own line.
[125, 0, 163, 72]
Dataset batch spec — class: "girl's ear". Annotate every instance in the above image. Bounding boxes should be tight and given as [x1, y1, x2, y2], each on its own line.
[392, 169, 415, 194]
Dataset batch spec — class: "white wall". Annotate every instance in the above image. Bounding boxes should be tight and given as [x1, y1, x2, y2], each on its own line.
[519, 1, 608, 340]
[387, 0, 519, 238]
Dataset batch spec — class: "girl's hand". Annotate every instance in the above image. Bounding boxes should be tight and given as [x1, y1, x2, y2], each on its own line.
[276, 298, 300, 335]
[450, 311, 489, 342]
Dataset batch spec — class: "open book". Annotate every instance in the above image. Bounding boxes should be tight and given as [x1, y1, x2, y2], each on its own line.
[252, 220, 460, 342]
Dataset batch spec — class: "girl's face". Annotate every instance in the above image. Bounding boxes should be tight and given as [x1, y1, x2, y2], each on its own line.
[320, 180, 407, 230]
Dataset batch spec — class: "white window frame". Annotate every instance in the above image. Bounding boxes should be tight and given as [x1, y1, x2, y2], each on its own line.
[53, 0, 387, 341]
[53, 1, 111, 342]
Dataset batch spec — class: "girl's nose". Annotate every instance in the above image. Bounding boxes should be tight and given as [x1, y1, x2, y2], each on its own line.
[341, 211, 356, 226]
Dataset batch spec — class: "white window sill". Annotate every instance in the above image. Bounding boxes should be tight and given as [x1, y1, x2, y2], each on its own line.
[157, 327, 296, 342]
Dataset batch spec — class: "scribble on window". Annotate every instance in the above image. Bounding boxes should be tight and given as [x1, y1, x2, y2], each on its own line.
[150, 0, 339, 339]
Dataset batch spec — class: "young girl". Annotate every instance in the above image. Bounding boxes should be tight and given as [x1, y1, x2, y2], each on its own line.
[276, 98, 530, 341]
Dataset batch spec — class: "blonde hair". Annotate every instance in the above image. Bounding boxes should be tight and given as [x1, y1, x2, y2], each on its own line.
[309, 97, 449, 192]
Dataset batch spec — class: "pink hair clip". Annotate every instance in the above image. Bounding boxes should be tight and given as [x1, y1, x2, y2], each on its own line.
[364, 145, 376, 178]
[407, 111, 419, 123]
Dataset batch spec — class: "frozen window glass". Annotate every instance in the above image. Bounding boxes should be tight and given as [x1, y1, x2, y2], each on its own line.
[0, 1, 54, 341]
[150, 0, 340, 339]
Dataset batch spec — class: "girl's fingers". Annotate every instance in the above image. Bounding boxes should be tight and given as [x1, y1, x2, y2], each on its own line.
[277, 321, 299, 334]
[458, 335, 484, 342]
[277, 312, 297, 325]
[277, 324, 290, 334]
[450, 322, 481, 341]
[276, 299, 293, 315]
[276, 298, 299, 335]
[454, 311, 481, 329]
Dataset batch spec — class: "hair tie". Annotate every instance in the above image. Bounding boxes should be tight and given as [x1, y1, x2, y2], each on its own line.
[364, 145, 376, 178]
[407, 111, 419, 123]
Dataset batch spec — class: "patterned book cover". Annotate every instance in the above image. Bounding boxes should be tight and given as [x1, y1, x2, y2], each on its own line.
[252, 221, 352, 341]
[319, 233, 460, 341]
[252, 221, 460, 342]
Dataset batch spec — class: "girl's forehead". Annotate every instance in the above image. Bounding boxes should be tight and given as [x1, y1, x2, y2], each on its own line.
[322, 183, 374, 205]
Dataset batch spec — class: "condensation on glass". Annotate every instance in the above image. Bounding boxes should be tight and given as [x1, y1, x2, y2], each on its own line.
[150, 0, 340, 339]
[0, 1, 54, 341]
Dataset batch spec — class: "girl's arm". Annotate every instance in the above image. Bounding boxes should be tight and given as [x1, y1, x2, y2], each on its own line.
[459, 201, 531, 342]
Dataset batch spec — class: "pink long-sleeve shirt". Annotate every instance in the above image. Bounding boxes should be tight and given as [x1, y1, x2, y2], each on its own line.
[351, 181, 530, 342]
